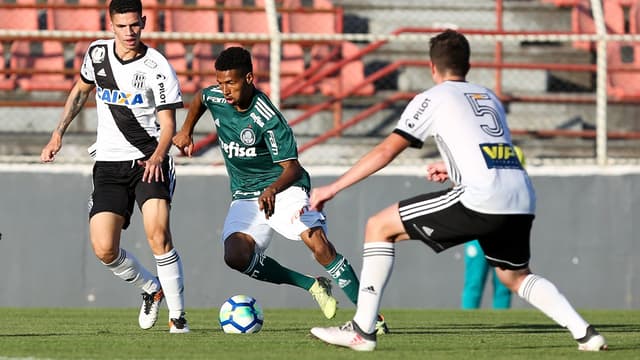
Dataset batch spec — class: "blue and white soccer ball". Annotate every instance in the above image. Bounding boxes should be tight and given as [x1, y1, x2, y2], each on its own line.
[218, 295, 264, 334]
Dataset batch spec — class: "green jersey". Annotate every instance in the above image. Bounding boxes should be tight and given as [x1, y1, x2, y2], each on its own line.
[201, 86, 311, 200]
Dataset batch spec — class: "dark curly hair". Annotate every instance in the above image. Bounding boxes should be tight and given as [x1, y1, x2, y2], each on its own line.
[215, 47, 253, 76]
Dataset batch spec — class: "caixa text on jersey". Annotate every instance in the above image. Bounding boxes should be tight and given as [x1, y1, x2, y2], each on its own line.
[96, 86, 144, 106]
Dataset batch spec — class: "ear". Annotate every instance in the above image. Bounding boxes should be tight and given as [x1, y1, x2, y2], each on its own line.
[141, 15, 147, 30]
[245, 71, 254, 85]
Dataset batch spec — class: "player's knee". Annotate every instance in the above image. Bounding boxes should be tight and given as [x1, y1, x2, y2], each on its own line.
[365, 214, 388, 239]
[94, 248, 119, 264]
[302, 228, 336, 265]
[223, 247, 252, 272]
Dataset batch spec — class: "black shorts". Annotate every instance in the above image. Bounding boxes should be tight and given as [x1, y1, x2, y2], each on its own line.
[88, 157, 176, 229]
[398, 188, 534, 270]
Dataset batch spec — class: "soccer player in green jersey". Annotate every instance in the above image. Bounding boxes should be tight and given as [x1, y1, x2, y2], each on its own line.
[173, 47, 387, 332]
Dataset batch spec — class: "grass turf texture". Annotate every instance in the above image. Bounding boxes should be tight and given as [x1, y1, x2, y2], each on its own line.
[0, 308, 638, 359]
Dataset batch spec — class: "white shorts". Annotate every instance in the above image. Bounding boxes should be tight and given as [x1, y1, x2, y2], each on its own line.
[221, 186, 328, 252]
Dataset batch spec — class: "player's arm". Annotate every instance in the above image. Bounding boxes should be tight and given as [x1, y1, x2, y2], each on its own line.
[426, 160, 449, 183]
[310, 132, 410, 211]
[173, 89, 207, 157]
[41, 80, 95, 162]
[258, 159, 303, 219]
[140, 108, 176, 183]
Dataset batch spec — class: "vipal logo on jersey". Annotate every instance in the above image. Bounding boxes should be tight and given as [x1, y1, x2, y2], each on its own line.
[479, 143, 523, 169]
[96, 86, 145, 106]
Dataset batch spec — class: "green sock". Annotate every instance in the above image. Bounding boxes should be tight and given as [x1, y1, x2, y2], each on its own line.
[243, 252, 316, 290]
[325, 253, 360, 305]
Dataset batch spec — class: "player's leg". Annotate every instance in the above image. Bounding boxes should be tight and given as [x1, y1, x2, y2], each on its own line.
[90, 211, 159, 292]
[462, 240, 489, 309]
[90, 211, 162, 325]
[491, 267, 511, 309]
[136, 156, 187, 333]
[90, 162, 163, 329]
[223, 231, 325, 297]
[310, 202, 405, 350]
[497, 268, 605, 350]
[486, 215, 606, 351]
[311, 189, 475, 350]
[300, 227, 360, 303]
[222, 199, 319, 295]
[140, 197, 188, 333]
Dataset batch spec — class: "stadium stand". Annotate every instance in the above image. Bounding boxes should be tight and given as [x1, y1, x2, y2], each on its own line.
[192, 42, 220, 88]
[164, 0, 220, 90]
[222, 0, 306, 94]
[607, 42, 640, 100]
[164, 0, 218, 34]
[630, 0, 640, 33]
[281, 0, 337, 94]
[0, 42, 16, 90]
[47, 0, 104, 32]
[160, 42, 198, 93]
[571, 0, 626, 51]
[10, 40, 74, 91]
[0, 0, 40, 30]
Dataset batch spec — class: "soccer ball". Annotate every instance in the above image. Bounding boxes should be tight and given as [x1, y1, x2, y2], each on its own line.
[218, 295, 264, 334]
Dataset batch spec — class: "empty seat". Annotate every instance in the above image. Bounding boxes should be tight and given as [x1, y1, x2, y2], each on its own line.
[0, 43, 16, 90]
[221, 1, 306, 95]
[630, 0, 640, 33]
[192, 42, 221, 87]
[607, 42, 640, 99]
[316, 41, 374, 97]
[222, 0, 269, 33]
[572, 0, 626, 51]
[281, 0, 339, 94]
[48, 0, 104, 31]
[10, 41, 74, 91]
[158, 42, 197, 93]
[165, 0, 219, 33]
[0, 0, 39, 30]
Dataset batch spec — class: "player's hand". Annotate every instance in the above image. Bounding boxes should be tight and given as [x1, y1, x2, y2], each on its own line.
[309, 185, 337, 212]
[138, 155, 164, 183]
[172, 131, 194, 157]
[259, 186, 277, 219]
[426, 161, 449, 183]
[41, 133, 62, 163]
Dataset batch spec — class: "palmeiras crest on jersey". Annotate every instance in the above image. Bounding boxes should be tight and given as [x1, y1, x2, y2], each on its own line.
[132, 72, 146, 89]
[240, 127, 256, 146]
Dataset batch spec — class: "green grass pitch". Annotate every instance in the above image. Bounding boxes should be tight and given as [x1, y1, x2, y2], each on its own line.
[0, 308, 638, 359]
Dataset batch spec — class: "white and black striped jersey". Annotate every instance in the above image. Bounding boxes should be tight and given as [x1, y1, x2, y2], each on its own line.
[394, 80, 536, 215]
[80, 39, 183, 161]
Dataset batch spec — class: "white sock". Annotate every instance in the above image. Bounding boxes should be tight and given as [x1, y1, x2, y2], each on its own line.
[155, 248, 185, 319]
[353, 242, 395, 334]
[518, 274, 589, 339]
[103, 248, 159, 294]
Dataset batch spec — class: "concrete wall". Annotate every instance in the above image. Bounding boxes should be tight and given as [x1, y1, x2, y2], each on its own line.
[0, 165, 638, 310]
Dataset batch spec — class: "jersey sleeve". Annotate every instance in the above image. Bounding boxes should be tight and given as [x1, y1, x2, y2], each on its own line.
[79, 43, 97, 84]
[263, 117, 299, 163]
[152, 58, 183, 111]
[393, 91, 435, 148]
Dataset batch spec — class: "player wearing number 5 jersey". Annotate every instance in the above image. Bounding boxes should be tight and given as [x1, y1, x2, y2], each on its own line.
[40, 0, 189, 333]
[173, 47, 387, 333]
[309, 29, 606, 352]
